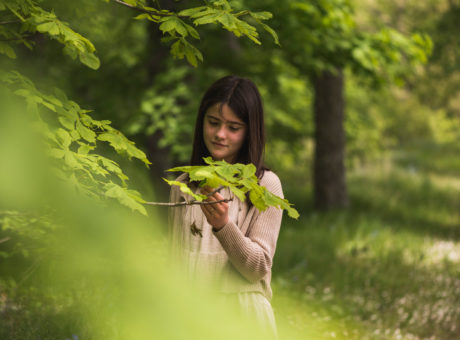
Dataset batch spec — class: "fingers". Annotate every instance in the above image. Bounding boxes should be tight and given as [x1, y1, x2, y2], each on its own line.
[199, 187, 229, 229]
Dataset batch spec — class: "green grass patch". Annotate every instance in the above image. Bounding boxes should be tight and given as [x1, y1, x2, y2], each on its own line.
[273, 142, 460, 339]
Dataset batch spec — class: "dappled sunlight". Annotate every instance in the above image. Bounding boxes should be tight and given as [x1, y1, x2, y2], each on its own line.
[274, 141, 460, 339]
[424, 240, 460, 265]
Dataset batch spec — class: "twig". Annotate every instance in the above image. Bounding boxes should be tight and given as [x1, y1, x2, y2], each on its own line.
[0, 20, 21, 25]
[144, 186, 228, 207]
[112, 0, 183, 18]
[0, 237, 10, 244]
[145, 198, 233, 207]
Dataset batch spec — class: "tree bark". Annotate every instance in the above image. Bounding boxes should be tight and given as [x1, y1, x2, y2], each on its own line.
[143, 0, 177, 199]
[313, 69, 349, 210]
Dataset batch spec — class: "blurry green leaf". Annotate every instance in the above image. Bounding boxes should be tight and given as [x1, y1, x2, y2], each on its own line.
[79, 52, 100, 70]
[104, 183, 147, 216]
[77, 143, 93, 155]
[178, 7, 207, 17]
[163, 178, 206, 201]
[76, 120, 96, 143]
[260, 23, 280, 45]
[249, 11, 273, 20]
[58, 116, 75, 130]
[56, 128, 71, 148]
[64, 151, 81, 169]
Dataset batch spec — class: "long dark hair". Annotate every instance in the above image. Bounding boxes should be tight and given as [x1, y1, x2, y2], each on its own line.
[190, 75, 267, 179]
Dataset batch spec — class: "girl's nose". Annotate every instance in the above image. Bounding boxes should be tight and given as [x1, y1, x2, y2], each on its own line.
[216, 125, 226, 139]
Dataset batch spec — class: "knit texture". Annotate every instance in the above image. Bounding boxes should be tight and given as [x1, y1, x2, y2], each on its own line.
[168, 170, 284, 300]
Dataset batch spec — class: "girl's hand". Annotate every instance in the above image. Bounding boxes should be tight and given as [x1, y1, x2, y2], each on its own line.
[200, 187, 229, 230]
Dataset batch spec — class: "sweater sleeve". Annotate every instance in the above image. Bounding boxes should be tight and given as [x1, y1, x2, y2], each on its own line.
[212, 171, 284, 283]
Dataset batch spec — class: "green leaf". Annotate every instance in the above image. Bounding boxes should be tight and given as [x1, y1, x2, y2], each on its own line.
[217, 13, 237, 30]
[163, 178, 206, 201]
[126, 142, 151, 165]
[76, 120, 96, 143]
[242, 163, 256, 178]
[58, 116, 75, 130]
[36, 22, 57, 34]
[178, 7, 207, 17]
[64, 151, 81, 169]
[249, 11, 273, 20]
[134, 13, 151, 20]
[79, 52, 100, 70]
[159, 16, 187, 36]
[228, 183, 246, 202]
[49, 148, 65, 159]
[0, 42, 16, 59]
[185, 23, 200, 39]
[98, 132, 125, 152]
[215, 163, 239, 181]
[168, 165, 200, 173]
[56, 128, 71, 148]
[260, 23, 280, 45]
[104, 183, 147, 216]
[77, 143, 93, 155]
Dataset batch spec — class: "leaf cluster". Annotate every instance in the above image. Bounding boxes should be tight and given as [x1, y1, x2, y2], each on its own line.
[165, 157, 299, 219]
[111, 0, 279, 67]
[0, 0, 100, 69]
[1, 70, 150, 216]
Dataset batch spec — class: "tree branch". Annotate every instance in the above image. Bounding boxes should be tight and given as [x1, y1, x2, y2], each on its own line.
[0, 20, 21, 25]
[144, 198, 233, 207]
[111, 0, 185, 18]
[145, 185, 230, 206]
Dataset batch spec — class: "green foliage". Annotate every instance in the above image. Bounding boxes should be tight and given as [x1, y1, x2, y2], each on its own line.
[166, 157, 299, 219]
[0, 0, 100, 69]
[272, 142, 460, 339]
[0, 70, 150, 215]
[109, 0, 279, 67]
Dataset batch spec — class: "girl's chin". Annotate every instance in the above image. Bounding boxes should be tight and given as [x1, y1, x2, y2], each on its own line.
[210, 153, 225, 161]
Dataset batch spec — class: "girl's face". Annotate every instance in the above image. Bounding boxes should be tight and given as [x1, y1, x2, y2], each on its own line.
[203, 103, 247, 163]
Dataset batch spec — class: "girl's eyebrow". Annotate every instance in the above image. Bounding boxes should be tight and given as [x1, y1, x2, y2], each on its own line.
[207, 114, 245, 126]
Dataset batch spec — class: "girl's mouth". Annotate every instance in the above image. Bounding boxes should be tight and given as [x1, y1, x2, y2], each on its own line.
[212, 142, 227, 147]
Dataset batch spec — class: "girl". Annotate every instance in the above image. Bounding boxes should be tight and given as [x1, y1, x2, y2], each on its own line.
[169, 75, 283, 336]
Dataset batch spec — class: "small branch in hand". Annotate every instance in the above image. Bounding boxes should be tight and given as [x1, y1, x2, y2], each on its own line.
[145, 198, 232, 207]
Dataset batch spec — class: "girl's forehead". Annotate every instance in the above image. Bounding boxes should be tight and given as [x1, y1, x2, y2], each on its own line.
[206, 103, 245, 124]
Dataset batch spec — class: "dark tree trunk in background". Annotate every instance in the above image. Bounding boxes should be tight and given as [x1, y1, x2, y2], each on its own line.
[144, 0, 177, 199]
[313, 69, 349, 210]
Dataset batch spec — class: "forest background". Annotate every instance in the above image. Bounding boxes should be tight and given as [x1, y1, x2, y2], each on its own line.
[0, 0, 459, 339]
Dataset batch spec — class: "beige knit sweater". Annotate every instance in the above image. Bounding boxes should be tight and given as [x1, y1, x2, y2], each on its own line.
[168, 170, 283, 300]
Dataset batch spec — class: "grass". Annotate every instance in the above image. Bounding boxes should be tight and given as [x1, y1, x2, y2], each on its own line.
[272, 142, 460, 339]
[1, 141, 459, 339]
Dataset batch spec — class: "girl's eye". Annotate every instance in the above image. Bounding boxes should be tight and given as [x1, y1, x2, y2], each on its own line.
[208, 120, 218, 126]
[229, 126, 240, 132]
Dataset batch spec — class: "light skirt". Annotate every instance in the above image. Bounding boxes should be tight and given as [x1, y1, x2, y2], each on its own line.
[222, 292, 278, 338]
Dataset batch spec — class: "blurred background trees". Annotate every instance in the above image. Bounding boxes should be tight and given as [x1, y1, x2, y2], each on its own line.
[1, 0, 459, 338]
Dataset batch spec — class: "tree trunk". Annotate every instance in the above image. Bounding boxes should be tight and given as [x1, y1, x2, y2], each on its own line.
[313, 69, 349, 210]
[143, 0, 177, 199]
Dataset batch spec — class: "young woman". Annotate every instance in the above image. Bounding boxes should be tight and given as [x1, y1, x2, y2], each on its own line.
[169, 75, 283, 336]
